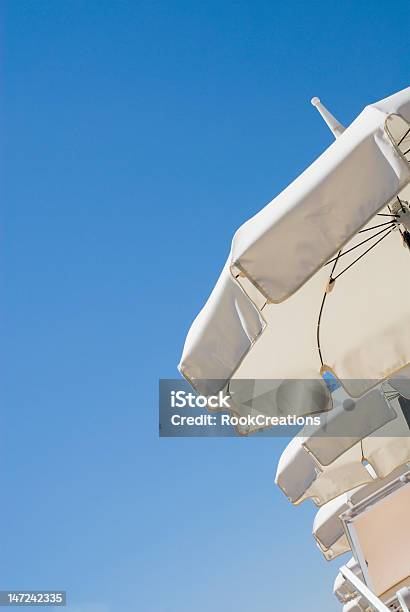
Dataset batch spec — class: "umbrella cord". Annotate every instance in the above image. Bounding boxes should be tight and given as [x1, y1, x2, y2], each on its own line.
[317, 250, 341, 365]
[317, 200, 407, 371]
[317, 226, 395, 365]
[316, 293, 327, 366]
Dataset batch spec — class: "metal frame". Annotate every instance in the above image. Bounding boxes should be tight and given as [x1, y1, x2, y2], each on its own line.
[398, 587, 410, 612]
[339, 564, 391, 612]
[338, 472, 410, 611]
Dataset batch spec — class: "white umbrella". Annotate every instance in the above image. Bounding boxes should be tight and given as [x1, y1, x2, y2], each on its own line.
[178, 87, 410, 610]
[275, 394, 410, 505]
[179, 87, 410, 409]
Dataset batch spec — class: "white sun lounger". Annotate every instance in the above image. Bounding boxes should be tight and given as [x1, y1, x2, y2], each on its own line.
[313, 464, 410, 560]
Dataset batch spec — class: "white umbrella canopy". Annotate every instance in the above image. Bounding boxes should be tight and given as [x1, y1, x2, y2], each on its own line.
[275, 395, 410, 506]
[179, 87, 410, 412]
[275, 435, 373, 506]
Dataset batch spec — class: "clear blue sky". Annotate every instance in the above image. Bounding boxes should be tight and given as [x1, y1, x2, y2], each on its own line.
[2, 1, 410, 611]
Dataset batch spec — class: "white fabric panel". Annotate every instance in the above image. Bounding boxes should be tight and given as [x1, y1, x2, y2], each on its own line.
[276, 397, 410, 506]
[298, 444, 374, 506]
[373, 87, 410, 120]
[233, 265, 329, 381]
[303, 389, 396, 466]
[179, 254, 331, 398]
[232, 96, 410, 303]
[320, 210, 410, 397]
[313, 491, 351, 559]
[318, 534, 350, 561]
[179, 260, 265, 395]
[274, 437, 318, 503]
[275, 437, 374, 506]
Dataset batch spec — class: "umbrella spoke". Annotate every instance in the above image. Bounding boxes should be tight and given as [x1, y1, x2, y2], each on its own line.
[358, 220, 396, 233]
[325, 225, 394, 266]
[332, 228, 394, 281]
[398, 127, 410, 146]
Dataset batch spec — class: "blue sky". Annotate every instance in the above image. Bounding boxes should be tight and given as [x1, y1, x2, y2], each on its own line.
[2, 1, 410, 610]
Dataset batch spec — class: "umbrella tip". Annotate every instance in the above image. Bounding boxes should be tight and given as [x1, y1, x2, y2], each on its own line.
[310, 96, 345, 139]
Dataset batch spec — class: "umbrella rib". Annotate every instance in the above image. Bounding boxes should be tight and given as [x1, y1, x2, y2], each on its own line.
[332, 228, 394, 281]
[317, 250, 341, 366]
[397, 127, 410, 146]
[325, 225, 394, 266]
[358, 220, 396, 233]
